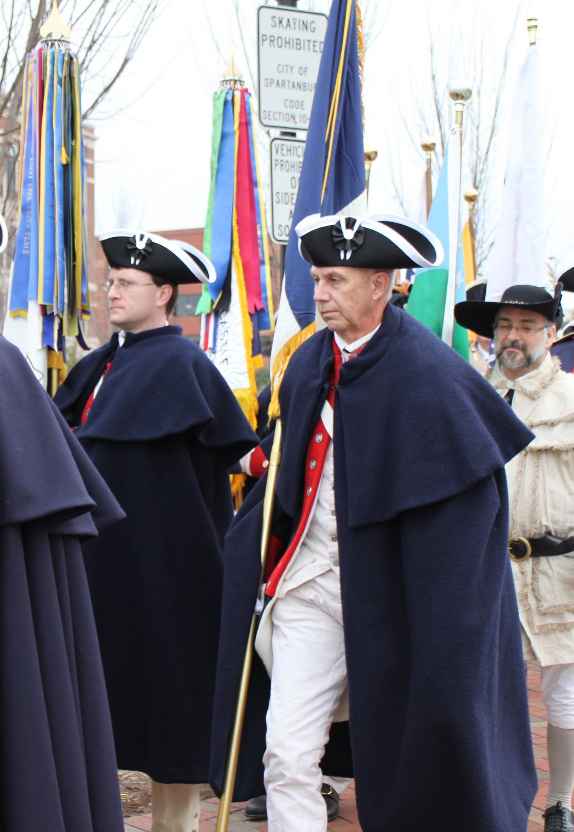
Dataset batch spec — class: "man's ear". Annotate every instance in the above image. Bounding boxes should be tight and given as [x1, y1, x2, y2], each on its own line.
[372, 270, 392, 301]
[157, 283, 174, 309]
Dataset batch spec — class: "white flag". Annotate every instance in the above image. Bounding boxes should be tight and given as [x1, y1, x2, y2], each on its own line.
[485, 43, 545, 300]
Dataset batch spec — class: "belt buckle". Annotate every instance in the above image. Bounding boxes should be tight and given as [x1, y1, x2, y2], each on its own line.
[509, 536, 533, 562]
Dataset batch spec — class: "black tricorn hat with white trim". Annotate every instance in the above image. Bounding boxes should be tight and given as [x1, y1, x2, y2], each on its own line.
[99, 230, 216, 285]
[454, 284, 561, 338]
[0, 213, 7, 254]
[557, 266, 574, 293]
[295, 213, 443, 270]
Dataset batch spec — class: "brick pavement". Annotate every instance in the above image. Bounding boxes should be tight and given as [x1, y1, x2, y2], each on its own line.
[125, 663, 550, 831]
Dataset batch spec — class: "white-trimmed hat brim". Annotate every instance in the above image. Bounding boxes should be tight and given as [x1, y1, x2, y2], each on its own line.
[99, 229, 216, 285]
[295, 213, 443, 270]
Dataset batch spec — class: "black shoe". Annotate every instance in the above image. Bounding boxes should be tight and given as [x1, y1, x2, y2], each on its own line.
[543, 802, 574, 832]
[244, 783, 341, 822]
[244, 793, 267, 821]
[321, 782, 340, 822]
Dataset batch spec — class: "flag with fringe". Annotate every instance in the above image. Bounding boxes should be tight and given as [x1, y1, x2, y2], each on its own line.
[269, 0, 365, 418]
[4, 41, 89, 390]
[198, 85, 273, 428]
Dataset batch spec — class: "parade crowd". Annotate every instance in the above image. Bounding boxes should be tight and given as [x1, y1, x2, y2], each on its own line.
[2, 212, 574, 832]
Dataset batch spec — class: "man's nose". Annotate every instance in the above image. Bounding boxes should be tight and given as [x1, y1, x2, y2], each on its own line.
[313, 281, 328, 302]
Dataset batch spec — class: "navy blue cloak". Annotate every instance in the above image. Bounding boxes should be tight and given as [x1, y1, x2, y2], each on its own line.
[552, 333, 574, 373]
[210, 305, 538, 832]
[55, 326, 258, 784]
[0, 336, 125, 832]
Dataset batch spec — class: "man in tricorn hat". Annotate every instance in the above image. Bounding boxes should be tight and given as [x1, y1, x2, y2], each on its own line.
[55, 230, 257, 832]
[456, 283, 574, 831]
[210, 214, 538, 832]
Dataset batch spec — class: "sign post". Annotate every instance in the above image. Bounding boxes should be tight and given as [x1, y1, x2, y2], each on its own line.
[258, 4, 327, 247]
[269, 137, 305, 244]
[257, 5, 327, 132]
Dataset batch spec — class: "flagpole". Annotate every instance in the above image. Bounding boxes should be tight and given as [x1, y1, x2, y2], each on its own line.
[421, 139, 436, 220]
[441, 85, 471, 346]
[364, 149, 378, 207]
[464, 188, 478, 279]
[215, 421, 283, 832]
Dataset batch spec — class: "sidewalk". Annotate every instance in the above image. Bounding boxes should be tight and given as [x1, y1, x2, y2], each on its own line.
[125, 664, 549, 831]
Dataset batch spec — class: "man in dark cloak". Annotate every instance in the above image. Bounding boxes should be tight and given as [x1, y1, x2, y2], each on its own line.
[0, 334, 126, 832]
[210, 214, 538, 831]
[552, 268, 574, 373]
[55, 230, 257, 832]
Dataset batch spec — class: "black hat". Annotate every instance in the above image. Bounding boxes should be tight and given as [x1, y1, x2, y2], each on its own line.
[0, 213, 6, 254]
[390, 290, 409, 309]
[295, 213, 443, 270]
[99, 230, 216, 285]
[454, 284, 561, 338]
[465, 280, 487, 303]
[558, 267, 574, 293]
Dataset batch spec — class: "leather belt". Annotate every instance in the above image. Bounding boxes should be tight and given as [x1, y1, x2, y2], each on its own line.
[509, 535, 574, 562]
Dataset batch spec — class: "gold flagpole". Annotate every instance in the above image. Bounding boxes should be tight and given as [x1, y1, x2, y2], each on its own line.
[364, 149, 378, 207]
[215, 420, 283, 832]
[463, 188, 478, 282]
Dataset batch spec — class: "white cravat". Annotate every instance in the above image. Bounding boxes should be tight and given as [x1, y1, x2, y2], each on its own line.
[334, 324, 380, 362]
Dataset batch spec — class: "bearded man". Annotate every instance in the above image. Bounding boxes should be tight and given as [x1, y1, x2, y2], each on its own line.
[456, 284, 574, 832]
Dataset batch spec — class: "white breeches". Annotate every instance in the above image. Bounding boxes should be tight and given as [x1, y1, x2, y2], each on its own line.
[263, 571, 348, 832]
[541, 664, 574, 729]
[151, 781, 201, 832]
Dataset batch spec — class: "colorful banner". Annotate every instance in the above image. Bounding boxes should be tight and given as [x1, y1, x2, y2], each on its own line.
[199, 85, 274, 427]
[5, 42, 89, 389]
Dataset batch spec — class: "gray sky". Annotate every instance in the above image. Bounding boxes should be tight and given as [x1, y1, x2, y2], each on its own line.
[92, 0, 574, 277]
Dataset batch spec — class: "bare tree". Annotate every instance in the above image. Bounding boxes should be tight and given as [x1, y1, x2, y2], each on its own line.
[0, 0, 162, 249]
[386, 4, 521, 273]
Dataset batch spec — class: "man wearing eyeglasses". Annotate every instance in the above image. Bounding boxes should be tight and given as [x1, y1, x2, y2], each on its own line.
[55, 230, 257, 832]
[456, 284, 574, 832]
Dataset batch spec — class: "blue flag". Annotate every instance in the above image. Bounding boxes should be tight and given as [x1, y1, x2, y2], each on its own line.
[271, 0, 365, 386]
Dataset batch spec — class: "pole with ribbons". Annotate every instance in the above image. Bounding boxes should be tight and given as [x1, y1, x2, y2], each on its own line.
[4, 0, 90, 393]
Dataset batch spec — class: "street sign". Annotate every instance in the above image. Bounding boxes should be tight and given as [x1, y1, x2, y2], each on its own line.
[270, 137, 305, 244]
[257, 5, 328, 132]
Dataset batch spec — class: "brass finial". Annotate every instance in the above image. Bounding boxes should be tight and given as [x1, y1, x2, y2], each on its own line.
[221, 56, 244, 90]
[40, 0, 73, 42]
[464, 188, 478, 206]
[527, 17, 538, 46]
[421, 140, 436, 155]
[449, 84, 472, 127]
[364, 150, 378, 164]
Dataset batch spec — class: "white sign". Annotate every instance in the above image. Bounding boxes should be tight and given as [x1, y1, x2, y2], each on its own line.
[270, 137, 305, 244]
[257, 6, 328, 131]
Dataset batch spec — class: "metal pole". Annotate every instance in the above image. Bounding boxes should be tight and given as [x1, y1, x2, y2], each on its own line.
[364, 150, 378, 208]
[215, 422, 283, 832]
[421, 140, 436, 220]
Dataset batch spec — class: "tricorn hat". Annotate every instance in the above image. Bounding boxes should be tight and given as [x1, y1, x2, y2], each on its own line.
[465, 280, 487, 304]
[0, 213, 7, 254]
[557, 266, 574, 293]
[99, 230, 216, 285]
[295, 213, 443, 271]
[454, 284, 561, 338]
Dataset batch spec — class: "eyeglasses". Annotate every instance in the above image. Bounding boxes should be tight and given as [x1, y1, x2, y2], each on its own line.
[494, 322, 549, 337]
[105, 277, 155, 292]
